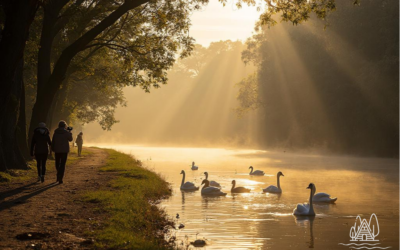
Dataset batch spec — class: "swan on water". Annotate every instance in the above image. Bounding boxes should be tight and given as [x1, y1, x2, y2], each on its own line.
[293, 183, 316, 216]
[201, 180, 227, 196]
[204, 172, 221, 187]
[249, 166, 265, 176]
[313, 192, 337, 203]
[263, 171, 284, 193]
[231, 180, 251, 193]
[180, 170, 199, 191]
[191, 161, 199, 170]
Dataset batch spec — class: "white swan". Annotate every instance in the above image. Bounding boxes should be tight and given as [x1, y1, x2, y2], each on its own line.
[293, 183, 316, 216]
[313, 192, 337, 203]
[191, 161, 198, 170]
[180, 170, 199, 191]
[201, 180, 227, 196]
[249, 166, 265, 176]
[263, 171, 284, 193]
[204, 172, 221, 188]
[231, 180, 251, 193]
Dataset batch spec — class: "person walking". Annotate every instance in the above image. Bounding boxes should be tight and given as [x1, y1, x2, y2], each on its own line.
[52, 120, 73, 184]
[75, 132, 83, 157]
[30, 122, 51, 183]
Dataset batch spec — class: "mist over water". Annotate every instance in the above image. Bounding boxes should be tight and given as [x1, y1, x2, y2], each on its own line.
[91, 144, 399, 249]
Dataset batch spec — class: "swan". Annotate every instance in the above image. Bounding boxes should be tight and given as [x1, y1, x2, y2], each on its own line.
[180, 170, 199, 191]
[191, 161, 198, 170]
[249, 166, 265, 176]
[313, 192, 337, 203]
[293, 183, 316, 216]
[263, 171, 284, 193]
[201, 180, 227, 196]
[204, 172, 221, 188]
[231, 180, 251, 193]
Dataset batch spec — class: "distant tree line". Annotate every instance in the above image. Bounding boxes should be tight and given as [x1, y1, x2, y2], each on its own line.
[238, 0, 398, 157]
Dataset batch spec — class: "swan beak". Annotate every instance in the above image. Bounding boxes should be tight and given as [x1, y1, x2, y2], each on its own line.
[306, 186, 310, 189]
[282, 174, 284, 176]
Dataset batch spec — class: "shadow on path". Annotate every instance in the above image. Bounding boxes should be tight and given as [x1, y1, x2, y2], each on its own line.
[0, 181, 40, 201]
[0, 182, 59, 212]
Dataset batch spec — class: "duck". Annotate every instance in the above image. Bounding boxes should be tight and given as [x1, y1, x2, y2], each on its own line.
[293, 183, 316, 216]
[313, 192, 337, 203]
[249, 166, 265, 176]
[263, 171, 284, 193]
[180, 170, 199, 191]
[203, 172, 221, 188]
[231, 180, 251, 193]
[191, 161, 198, 170]
[201, 180, 227, 196]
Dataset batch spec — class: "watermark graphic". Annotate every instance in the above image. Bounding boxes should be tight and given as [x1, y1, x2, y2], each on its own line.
[339, 214, 391, 249]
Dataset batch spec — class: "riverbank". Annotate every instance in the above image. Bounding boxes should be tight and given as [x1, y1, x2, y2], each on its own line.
[0, 148, 173, 249]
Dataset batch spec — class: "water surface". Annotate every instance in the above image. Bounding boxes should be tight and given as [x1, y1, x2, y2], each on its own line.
[93, 145, 399, 250]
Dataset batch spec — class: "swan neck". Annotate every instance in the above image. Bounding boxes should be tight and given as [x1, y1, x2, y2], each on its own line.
[249, 168, 253, 174]
[231, 182, 235, 191]
[205, 172, 208, 180]
[277, 175, 281, 189]
[181, 172, 185, 187]
[309, 187, 315, 214]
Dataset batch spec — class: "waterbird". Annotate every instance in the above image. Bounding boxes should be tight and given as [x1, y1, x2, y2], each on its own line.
[293, 183, 316, 216]
[203, 172, 221, 187]
[178, 223, 185, 229]
[201, 179, 227, 196]
[263, 171, 284, 193]
[313, 191, 337, 203]
[249, 166, 265, 176]
[180, 170, 199, 191]
[191, 161, 198, 170]
[231, 180, 251, 193]
[176, 213, 179, 219]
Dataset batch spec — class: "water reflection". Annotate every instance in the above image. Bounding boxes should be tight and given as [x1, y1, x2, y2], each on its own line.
[294, 216, 315, 249]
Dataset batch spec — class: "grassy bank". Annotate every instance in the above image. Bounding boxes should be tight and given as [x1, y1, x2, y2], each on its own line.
[83, 149, 173, 249]
[0, 147, 91, 183]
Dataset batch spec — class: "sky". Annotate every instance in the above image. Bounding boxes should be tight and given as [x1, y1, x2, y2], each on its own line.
[188, 1, 261, 47]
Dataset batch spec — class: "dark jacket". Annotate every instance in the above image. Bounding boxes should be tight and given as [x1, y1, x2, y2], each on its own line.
[75, 134, 83, 145]
[51, 128, 73, 153]
[30, 127, 52, 156]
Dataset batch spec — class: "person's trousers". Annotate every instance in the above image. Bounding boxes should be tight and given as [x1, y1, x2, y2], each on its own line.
[77, 144, 83, 156]
[35, 153, 48, 176]
[55, 153, 68, 181]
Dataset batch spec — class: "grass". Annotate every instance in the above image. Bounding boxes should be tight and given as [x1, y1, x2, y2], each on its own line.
[83, 149, 173, 250]
[0, 146, 92, 183]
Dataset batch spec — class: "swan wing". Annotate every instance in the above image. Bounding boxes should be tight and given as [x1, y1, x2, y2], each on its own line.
[210, 180, 221, 187]
[232, 187, 251, 193]
[293, 203, 309, 215]
[314, 193, 337, 203]
[251, 170, 265, 175]
[182, 182, 195, 187]
[263, 185, 281, 193]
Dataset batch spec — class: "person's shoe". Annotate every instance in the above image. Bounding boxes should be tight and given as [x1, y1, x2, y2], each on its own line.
[37, 176, 41, 182]
[41, 176, 45, 183]
[58, 180, 63, 184]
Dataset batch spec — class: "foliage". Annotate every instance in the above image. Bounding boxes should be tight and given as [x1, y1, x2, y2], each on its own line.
[83, 149, 172, 249]
[237, 0, 399, 157]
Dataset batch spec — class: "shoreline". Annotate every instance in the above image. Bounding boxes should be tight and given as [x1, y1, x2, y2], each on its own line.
[0, 147, 174, 249]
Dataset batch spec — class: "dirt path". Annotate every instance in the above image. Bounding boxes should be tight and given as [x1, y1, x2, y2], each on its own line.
[0, 148, 111, 250]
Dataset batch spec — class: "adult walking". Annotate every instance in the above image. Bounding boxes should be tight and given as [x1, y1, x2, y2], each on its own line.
[52, 120, 73, 184]
[75, 132, 83, 157]
[30, 122, 51, 183]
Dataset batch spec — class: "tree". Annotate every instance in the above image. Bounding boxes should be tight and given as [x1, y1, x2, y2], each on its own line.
[1, 0, 340, 171]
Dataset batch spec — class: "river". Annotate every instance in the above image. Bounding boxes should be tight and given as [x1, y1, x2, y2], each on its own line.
[92, 145, 399, 250]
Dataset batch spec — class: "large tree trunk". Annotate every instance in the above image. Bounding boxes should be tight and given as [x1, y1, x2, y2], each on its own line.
[28, 0, 148, 142]
[0, 0, 39, 171]
[16, 76, 31, 160]
[1, 60, 28, 170]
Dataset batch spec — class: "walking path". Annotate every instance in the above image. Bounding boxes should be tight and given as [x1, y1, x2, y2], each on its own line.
[0, 148, 110, 249]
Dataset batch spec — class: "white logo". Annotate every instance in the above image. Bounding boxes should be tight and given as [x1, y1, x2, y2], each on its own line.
[339, 214, 391, 249]
[350, 214, 379, 241]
